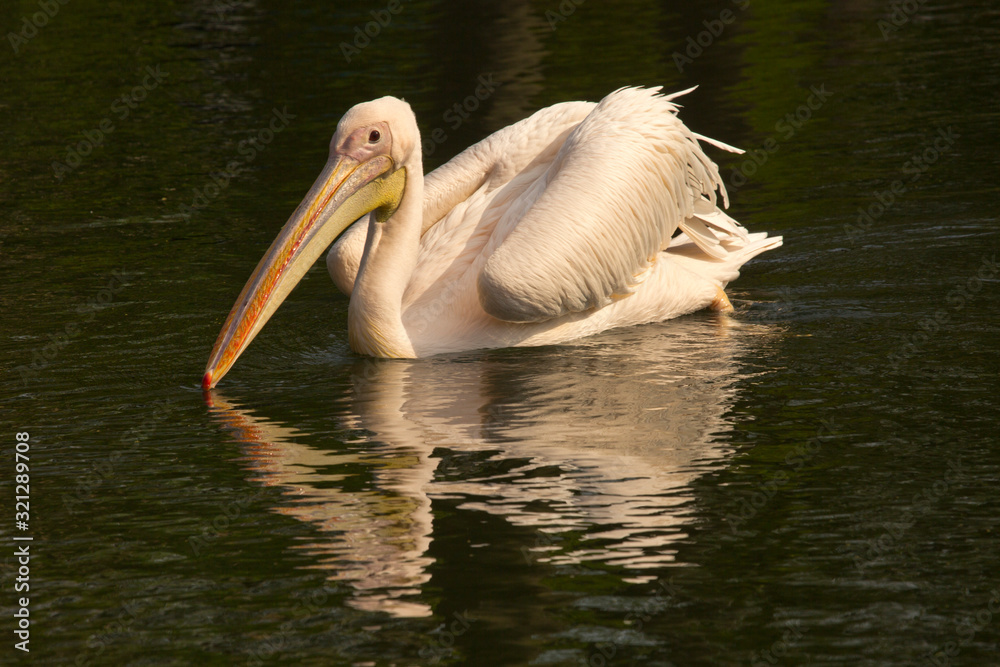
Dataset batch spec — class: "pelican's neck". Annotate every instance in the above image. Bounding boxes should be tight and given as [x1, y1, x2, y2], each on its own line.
[348, 159, 424, 357]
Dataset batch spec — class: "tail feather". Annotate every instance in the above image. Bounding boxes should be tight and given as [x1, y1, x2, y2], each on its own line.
[677, 196, 751, 258]
[667, 228, 782, 287]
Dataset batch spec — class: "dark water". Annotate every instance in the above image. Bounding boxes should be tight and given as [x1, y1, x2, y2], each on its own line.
[3, 1, 999, 664]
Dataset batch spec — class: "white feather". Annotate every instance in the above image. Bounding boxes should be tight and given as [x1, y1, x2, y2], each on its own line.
[323, 87, 783, 357]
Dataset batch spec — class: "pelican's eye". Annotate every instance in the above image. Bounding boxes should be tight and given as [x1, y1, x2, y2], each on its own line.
[368, 129, 381, 143]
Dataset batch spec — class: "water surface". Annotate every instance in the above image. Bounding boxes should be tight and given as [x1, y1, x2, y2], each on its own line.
[2, 1, 999, 665]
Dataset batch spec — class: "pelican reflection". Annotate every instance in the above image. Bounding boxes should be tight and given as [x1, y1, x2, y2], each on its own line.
[207, 316, 770, 617]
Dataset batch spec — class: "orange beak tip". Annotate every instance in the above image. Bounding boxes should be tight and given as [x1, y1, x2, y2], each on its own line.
[202, 371, 214, 391]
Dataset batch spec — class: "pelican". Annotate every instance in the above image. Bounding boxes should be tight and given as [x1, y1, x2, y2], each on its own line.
[202, 87, 781, 389]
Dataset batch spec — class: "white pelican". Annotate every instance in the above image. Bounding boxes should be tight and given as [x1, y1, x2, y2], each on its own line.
[202, 87, 781, 389]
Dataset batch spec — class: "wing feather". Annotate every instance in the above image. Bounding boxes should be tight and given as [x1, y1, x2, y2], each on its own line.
[402, 101, 595, 308]
[421, 101, 596, 233]
[478, 87, 737, 323]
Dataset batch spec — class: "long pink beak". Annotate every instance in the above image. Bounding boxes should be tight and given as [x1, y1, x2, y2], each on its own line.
[202, 153, 396, 389]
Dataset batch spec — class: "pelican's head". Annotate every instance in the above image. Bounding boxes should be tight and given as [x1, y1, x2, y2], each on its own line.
[335, 96, 420, 170]
[202, 96, 416, 389]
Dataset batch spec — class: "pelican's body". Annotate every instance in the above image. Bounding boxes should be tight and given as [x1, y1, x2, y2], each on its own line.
[203, 87, 781, 388]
